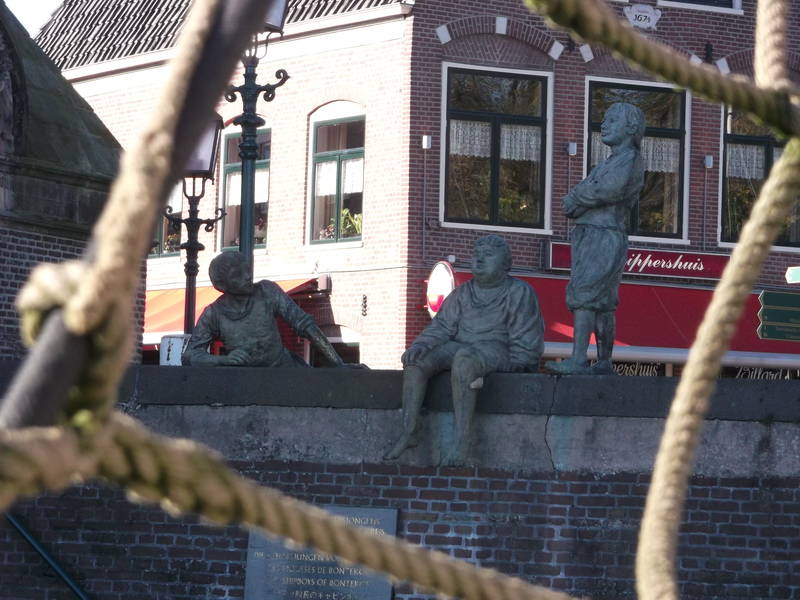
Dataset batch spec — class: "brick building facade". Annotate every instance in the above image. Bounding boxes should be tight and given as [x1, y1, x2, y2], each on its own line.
[32, 0, 800, 371]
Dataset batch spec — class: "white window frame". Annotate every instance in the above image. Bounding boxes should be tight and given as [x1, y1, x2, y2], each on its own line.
[306, 101, 366, 249]
[439, 62, 554, 236]
[585, 76, 692, 245]
[656, 0, 743, 16]
[716, 106, 800, 254]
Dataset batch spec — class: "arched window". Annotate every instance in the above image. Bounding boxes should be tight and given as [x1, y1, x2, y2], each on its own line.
[309, 102, 365, 243]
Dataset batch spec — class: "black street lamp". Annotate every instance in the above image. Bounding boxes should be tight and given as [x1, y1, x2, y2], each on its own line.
[165, 113, 224, 333]
[224, 0, 290, 277]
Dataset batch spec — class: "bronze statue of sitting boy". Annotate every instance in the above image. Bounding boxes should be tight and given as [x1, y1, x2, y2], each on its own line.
[385, 235, 544, 465]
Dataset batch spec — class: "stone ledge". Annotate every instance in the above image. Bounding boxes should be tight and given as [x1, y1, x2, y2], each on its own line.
[2, 362, 799, 475]
[119, 365, 800, 423]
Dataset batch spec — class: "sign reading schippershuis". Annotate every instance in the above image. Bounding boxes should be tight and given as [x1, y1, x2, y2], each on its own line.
[549, 242, 730, 280]
[244, 507, 398, 600]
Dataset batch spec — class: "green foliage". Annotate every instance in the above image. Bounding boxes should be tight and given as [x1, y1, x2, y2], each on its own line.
[339, 208, 362, 238]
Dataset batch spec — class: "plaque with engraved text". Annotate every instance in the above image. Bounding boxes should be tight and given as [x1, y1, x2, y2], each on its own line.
[244, 506, 398, 600]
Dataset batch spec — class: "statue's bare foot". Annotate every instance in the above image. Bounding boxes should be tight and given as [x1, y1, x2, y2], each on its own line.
[440, 444, 469, 467]
[544, 358, 592, 375]
[591, 360, 615, 375]
[383, 431, 417, 460]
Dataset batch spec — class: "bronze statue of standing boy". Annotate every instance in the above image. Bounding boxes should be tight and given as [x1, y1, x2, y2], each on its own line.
[546, 102, 645, 376]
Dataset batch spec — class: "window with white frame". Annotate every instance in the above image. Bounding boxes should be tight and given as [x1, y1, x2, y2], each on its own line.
[310, 117, 364, 243]
[444, 67, 548, 228]
[588, 81, 686, 238]
[221, 129, 270, 249]
[721, 107, 798, 246]
[149, 184, 184, 257]
[658, 0, 738, 10]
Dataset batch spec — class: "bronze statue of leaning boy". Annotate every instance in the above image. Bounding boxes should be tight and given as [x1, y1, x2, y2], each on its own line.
[182, 251, 345, 368]
[385, 235, 544, 465]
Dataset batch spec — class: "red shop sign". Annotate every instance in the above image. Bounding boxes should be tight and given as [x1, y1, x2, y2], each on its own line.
[548, 241, 730, 280]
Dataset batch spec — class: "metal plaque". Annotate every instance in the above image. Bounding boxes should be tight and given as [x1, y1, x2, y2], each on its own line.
[244, 506, 398, 600]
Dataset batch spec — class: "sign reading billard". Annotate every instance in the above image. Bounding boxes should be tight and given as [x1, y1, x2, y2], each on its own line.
[757, 290, 800, 341]
[244, 507, 397, 600]
[548, 242, 729, 280]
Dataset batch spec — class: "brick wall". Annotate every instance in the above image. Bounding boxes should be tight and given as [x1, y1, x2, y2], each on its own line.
[0, 223, 86, 359]
[1, 463, 797, 599]
[0, 221, 146, 362]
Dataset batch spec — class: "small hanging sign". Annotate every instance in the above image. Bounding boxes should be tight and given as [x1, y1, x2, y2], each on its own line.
[623, 4, 662, 30]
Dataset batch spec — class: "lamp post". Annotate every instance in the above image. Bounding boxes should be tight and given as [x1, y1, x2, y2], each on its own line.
[165, 113, 224, 333]
[225, 0, 290, 277]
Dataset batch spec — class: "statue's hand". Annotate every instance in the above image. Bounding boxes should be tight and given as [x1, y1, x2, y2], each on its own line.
[562, 194, 578, 218]
[221, 348, 249, 365]
[401, 344, 428, 367]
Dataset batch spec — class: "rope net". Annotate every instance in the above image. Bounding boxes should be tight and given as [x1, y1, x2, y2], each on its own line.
[3, 0, 799, 599]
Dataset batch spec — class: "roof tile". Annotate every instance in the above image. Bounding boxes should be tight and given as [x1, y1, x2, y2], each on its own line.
[37, 0, 404, 71]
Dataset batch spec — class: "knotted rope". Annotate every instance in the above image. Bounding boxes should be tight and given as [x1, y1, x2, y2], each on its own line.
[755, 0, 792, 92]
[0, 413, 577, 600]
[3, 0, 799, 599]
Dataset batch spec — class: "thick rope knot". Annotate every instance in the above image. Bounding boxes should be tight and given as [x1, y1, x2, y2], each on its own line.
[15, 260, 134, 423]
[16, 260, 88, 345]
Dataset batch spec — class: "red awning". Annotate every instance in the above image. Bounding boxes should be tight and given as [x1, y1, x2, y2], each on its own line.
[452, 272, 800, 360]
[143, 278, 317, 344]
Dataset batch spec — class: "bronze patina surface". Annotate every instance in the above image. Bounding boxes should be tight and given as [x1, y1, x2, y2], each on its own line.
[546, 102, 646, 376]
[384, 235, 544, 465]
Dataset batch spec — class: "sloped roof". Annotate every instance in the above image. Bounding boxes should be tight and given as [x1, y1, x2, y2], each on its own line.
[37, 0, 405, 71]
[0, 1, 120, 179]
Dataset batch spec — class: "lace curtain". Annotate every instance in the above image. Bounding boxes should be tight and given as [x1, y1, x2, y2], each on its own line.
[342, 158, 364, 194]
[726, 144, 765, 180]
[591, 133, 680, 173]
[315, 159, 364, 196]
[314, 161, 338, 197]
[500, 124, 541, 161]
[449, 120, 491, 158]
[225, 168, 270, 206]
[449, 120, 541, 161]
